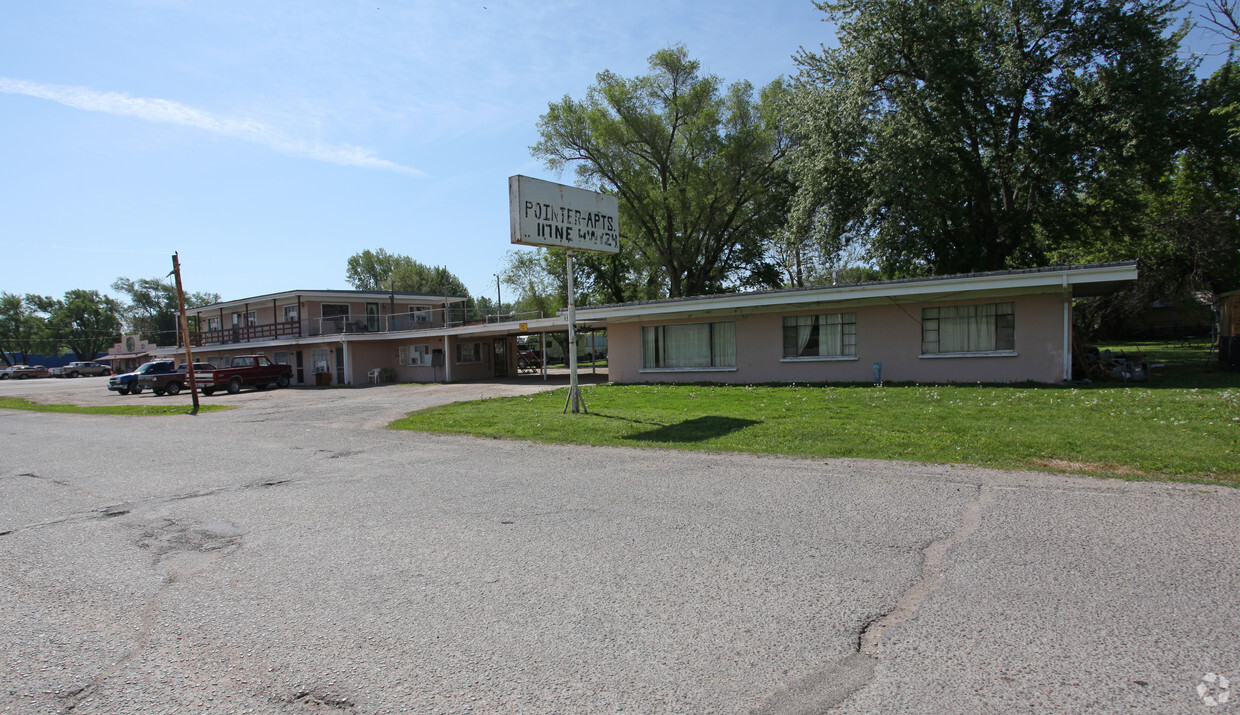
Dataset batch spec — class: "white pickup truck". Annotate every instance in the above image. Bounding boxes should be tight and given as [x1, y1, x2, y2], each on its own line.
[49, 361, 113, 378]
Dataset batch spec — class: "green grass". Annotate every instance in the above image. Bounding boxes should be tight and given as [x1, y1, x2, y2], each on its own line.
[0, 397, 232, 416]
[391, 343, 1240, 485]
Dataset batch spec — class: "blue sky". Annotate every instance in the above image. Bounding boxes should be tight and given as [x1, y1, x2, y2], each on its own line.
[0, 1, 834, 304]
[0, 1, 1227, 306]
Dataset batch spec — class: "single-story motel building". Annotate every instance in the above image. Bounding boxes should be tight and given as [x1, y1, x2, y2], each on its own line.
[143, 262, 1138, 386]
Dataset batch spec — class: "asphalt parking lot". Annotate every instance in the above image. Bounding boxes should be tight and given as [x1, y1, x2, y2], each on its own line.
[2, 376, 1238, 713]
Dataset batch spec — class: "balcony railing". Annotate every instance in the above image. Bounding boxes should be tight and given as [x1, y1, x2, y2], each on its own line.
[188, 307, 538, 347]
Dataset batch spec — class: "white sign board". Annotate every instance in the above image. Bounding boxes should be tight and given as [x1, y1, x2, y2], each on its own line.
[509, 175, 620, 254]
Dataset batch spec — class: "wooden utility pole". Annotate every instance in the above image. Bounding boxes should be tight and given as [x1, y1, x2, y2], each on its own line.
[171, 253, 200, 414]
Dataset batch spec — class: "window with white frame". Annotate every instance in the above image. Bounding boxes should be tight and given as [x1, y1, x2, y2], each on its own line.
[456, 342, 482, 364]
[642, 321, 736, 369]
[283, 305, 299, 322]
[783, 313, 856, 359]
[206, 317, 221, 332]
[399, 344, 430, 366]
[412, 305, 430, 323]
[312, 348, 330, 373]
[273, 351, 289, 365]
[922, 302, 1015, 354]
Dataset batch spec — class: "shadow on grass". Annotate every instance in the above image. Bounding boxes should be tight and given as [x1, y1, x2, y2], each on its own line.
[620, 415, 759, 444]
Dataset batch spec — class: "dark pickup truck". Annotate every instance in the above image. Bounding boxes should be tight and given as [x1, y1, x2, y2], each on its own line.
[140, 362, 217, 396]
[108, 360, 177, 395]
[194, 355, 292, 395]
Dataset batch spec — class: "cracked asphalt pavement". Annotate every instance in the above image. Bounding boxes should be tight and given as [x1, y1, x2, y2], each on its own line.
[2, 377, 1238, 713]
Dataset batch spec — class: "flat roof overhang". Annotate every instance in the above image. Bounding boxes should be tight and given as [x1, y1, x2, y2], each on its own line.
[577, 263, 1138, 323]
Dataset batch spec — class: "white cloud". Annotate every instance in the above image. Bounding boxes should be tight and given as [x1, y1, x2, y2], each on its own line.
[0, 77, 423, 176]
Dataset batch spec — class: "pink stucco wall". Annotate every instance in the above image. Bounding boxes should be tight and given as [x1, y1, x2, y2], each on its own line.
[606, 292, 1069, 385]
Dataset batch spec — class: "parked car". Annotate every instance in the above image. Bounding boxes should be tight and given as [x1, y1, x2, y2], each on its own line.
[108, 360, 178, 395]
[7, 365, 50, 379]
[0, 364, 30, 379]
[141, 362, 217, 396]
[194, 355, 292, 395]
[49, 361, 113, 378]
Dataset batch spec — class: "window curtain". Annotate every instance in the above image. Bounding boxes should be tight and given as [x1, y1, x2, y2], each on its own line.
[797, 316, 813, 356]
[968, 304, 997, 352]
[669, 323, 711, 367]
[711, 322, 735, 366]
[939, 306, 969, 352]
[820, 315, 842, 356]
[642, 322, 734, 368]
[642, 326, 659, 368]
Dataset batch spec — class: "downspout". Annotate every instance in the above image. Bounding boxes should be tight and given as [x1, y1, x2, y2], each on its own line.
[444, 336, 452, 383]
[1062, 275, 1072, 381]
[341, 337, 350, 385]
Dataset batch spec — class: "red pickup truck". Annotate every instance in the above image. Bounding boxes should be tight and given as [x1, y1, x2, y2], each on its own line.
[194, 355, 292, 395]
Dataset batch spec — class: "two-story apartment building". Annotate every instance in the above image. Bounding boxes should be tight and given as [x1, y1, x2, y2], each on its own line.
[151, 289, 555, 386]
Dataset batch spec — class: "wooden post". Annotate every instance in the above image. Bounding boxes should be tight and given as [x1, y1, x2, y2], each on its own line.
[171, 253, 200, 414]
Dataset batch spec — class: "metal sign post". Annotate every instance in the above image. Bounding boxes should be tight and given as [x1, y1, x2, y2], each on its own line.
[564, 249, 585, 414]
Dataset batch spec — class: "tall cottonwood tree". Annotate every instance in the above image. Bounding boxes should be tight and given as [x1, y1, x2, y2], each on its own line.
[111, 276, 219, 346]
[532, 46, 788, 298]
[0, 293, 49, 365]
[784, 0, 1195, 276]
[43, 290, 123, 361]
[345, 249, 470, 297]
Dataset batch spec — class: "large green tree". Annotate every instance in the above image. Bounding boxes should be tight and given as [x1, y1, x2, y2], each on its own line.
[345, 248, 469, 297]
[0, 293, 51, 365]
[784, 0, 1195, 277]
[111, 276, 220, 346]
[1063, 58, 1240, 328]
[43, 290, 123, 361]
[532, 46, 789, 298]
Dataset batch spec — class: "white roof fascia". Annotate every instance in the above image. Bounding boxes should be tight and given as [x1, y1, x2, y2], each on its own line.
[581, 264, 1138, 322]
[194, 290, 469, 314]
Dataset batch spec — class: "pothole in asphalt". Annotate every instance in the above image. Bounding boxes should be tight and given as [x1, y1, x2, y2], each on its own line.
[282, 689, 355, 710]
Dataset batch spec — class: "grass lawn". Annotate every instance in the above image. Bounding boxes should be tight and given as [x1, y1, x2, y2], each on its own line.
[391, 342, 1240, 486]
[0, 397, 232, 416]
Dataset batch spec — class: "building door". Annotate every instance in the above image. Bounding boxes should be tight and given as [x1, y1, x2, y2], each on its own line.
[335, 347, 345, 385]
[493, 337, 508, 378]
[366, 302, 380, 331]
[295, 350, 304, 385]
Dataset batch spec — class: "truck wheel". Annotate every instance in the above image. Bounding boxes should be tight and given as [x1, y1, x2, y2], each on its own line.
[276, 374, 290, 388]
[166, 381, 182, 396]
[153, 388, 166, 396]
[202, 387, 215, 396]
[67, 371, 79, 378]
[18, 374, 28, 380]
[117, 387, 129, 395]
[227, 378, 242, 395]
[130, 384, 143, 394]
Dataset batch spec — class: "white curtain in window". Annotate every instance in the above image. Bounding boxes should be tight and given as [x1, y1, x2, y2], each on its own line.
[820, 315, 843, 356]
[797, 316, 813, 356]
[642, 326, 659, 367]
[968, 304, 997, 351]
[940, 306, 969, 352]
[712, 322, 735, 366]
[668, 323, 711, 367]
